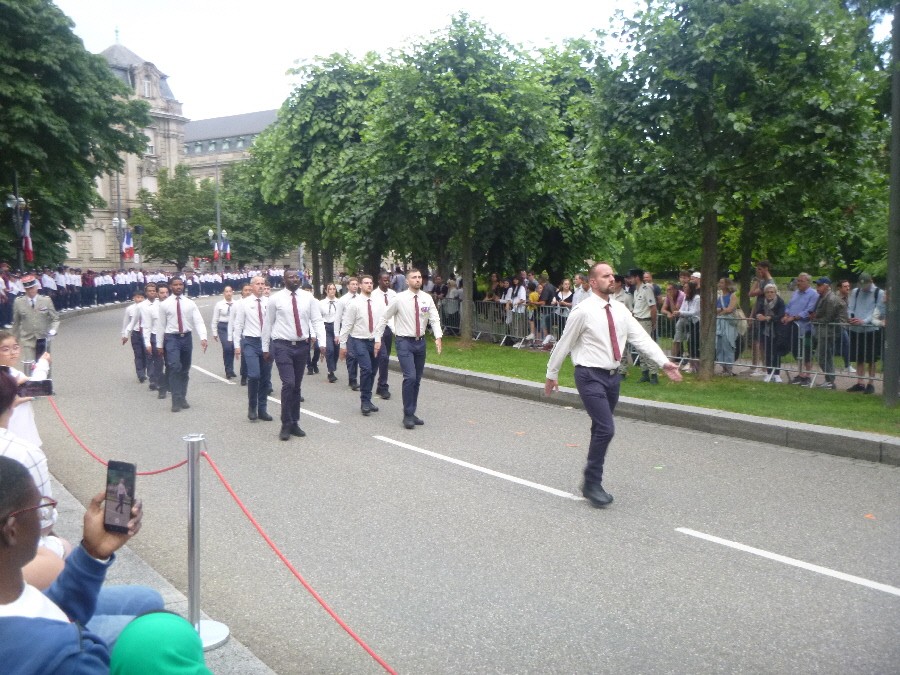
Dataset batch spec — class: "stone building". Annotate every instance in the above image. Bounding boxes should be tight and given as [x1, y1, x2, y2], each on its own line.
[181, 110, 277, 180]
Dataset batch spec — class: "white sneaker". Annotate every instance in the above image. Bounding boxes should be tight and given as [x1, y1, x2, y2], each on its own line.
[542, 335, 554, 346]
[750, 369, 765, 377]
[680, 363, 691, 372]
[773, 375, 783, 383]
[848, 365, 856, 374]
[525, 333, 535, 340]
[763, 373, 772, 383]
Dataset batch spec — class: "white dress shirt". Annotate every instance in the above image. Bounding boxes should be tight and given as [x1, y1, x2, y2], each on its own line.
[210, 299, 234, 332]
[231, 295, 268, 341]
[546, 292, 668, 379]
[370, 287, 397, 331]
[155, 294, 207, 348]
[333, 292, 357, 333]
[138, 299, 160, 349]
[121, 303, 141, 338]
[339, 294, 379, 347]
[374, 290, 442, 341]
[319, 297, 339, 324]
[261, 288, 325, 351]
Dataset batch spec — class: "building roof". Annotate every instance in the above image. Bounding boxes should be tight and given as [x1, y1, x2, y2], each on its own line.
[183, 110, 278, 142]
[100, 44, 177, 101]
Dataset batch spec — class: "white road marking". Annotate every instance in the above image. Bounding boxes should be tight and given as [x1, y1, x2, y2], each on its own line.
[676, 527, 900, 597]
[191, 365, 340, 424]
[373, 435, 584, 501]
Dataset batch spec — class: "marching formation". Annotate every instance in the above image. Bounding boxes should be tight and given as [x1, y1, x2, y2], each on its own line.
[121, 267, 443, 440]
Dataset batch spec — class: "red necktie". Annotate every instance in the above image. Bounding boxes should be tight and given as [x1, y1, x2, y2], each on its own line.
[605, 303, 621, 361]
[256, 298, 263, 331]
[291, 292, 303, 338]
[368, 298, 373, 333]
[414, 294, 420, 337]
[176, 297, 184, 333]
[383, 293, 388, 306]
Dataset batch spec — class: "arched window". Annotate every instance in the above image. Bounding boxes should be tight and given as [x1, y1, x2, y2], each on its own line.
[92, 228, 108, 259]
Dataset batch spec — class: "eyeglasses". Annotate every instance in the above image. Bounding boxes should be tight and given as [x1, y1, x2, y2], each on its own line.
[0, 344, 21, 353]
[4, 496, 58, 522]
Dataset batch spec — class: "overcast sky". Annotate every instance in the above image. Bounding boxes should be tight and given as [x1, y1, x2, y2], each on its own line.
[52, 0, 634, 121]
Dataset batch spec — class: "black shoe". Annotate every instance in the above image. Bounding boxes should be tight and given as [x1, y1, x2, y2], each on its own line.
[650, 374, 659, 385]
[377, 388, 391, 400]
[313, 365, 319, 374]
[328, 372, 337, 383]
[403, 415, 416, 429]
[241, 377, 247, 386]
[279, 425, 291, 441]
[361, 402, 379, 416]
[226, 372, 236, 379]
[817, 382, 836, 390]
[258, 411, 274, 421]
[138, 376, 146, 383]
[300, 396, 305, 403]
[582, 482, 613, 508]
[149, 384, 158, 391]
[180, 400, 190, 410]
[847, 383, 865, 392]
[639, 371, 650, 383]
[290, 424, 306, 437]
[307, 368, 315, 375]
[864, 383, 875, 394]
[158, 390, 167, 400]
[412, 415, 425, 425]
[350, 383, 360, 391]
[171, 401, 181, 413]
[248, 407, 258, 421]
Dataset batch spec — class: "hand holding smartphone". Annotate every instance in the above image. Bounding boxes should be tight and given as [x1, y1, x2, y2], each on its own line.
[18, 379, 53, 397]
[103, 460, 137, 533]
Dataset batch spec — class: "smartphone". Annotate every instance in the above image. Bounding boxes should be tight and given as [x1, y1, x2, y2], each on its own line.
[104, 460, 137, 533]
[18, 379, 53, 397]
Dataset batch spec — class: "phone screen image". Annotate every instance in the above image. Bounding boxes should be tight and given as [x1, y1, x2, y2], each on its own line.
[104, 461, 137, 533]
[18, 380, 53, 397]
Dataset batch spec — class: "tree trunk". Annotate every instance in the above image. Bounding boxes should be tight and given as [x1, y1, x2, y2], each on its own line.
[459, 210, 474, 344]
[310, 245, 321, 294]
[699, 204, 718, 381]
[321, 249, 335, 286]
[739, 208, 755, 314]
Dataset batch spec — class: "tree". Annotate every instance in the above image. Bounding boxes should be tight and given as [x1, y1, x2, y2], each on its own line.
[594, 0, 883, 378]
[130, 165, 216, 270]
[0, 0, 150, 264]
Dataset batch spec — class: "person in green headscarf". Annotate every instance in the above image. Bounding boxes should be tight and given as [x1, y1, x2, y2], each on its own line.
[111, 611, 212, 674]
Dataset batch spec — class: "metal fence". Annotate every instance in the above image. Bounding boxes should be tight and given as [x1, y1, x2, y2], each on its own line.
[435, 301, 885, 387]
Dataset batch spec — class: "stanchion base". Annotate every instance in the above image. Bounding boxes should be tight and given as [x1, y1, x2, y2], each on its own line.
[199, 619, 230, 651]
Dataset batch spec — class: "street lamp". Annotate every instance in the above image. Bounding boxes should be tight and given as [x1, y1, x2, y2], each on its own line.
[112, 215, 126, 267]
[5, 192, 26, 271]
[207, 227, 227, 272]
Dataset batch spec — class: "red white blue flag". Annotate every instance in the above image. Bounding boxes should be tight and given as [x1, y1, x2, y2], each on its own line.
[22, 209, 34, 262]
[122, 230, 134, 259]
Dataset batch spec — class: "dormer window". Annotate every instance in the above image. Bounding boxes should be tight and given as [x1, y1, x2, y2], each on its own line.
[143, 77, 152, 97]
[209, 141, 216, 152]
[236, 137, 244, 148]
[194, 142, 201, 153]
[222, 138, 230, 150]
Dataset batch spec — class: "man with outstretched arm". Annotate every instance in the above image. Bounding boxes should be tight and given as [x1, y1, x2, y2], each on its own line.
[545, 262, 682, 508]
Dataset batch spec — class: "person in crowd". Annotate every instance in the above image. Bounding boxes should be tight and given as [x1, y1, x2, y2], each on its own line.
[715, 277, 739, 376]
[374, 268, 443, 430]
[846, 272, 886, 394]
[782, 272, 818, 386]
[628, 268, 659, 384]
[232, 276, 273, 422]
[545, 262, 682, 509]
[12, 274, 59, 369]
[674, 280, 701, 373]
[110, 611, 212, 675]
[120, 290, 147, 384]
[661, 282, 685, 360]
[551, 278, 574, 337]
[572, 273, 591, 306]
[133, 283, 162, 393]
[339, 275, 380, 416]
[526, 281, 543, 345]
[231, 283, 252, 386]
[262, 269, 326, 441]
[334, 277, 360, 391]
[156, 275, 207, 413]
[371, 272, 397, 397]
[747, 260, 775, 376]
[809, 277, 847, 390]
[319, 283, 340, 383]
[443, 279, 461, 336]
[643, 271, 663, 309]
[837, 279, 854, 372]
[504, 276, 528, 343]
[483, 273, 502, 302]
[210, 286, 236, 380]
[536, 274, 557, 345]
[755, 283, 790, 382]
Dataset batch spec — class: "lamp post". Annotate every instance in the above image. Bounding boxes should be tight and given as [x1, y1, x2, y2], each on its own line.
[207, 227, 227, 272]
[5, 193, 26, 272]
[113, 171, 126, 268]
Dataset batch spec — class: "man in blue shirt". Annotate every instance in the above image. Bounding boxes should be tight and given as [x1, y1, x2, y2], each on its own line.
[781, 272, 818, 385]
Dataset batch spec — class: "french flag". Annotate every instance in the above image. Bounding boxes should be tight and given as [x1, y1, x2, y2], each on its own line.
[22, 209, 34, 262]
[122, 230, 134, 259]
[213, 240, 220, 261]
[224, 237, 231, 261]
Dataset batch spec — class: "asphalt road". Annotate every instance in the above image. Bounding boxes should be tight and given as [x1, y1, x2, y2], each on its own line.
[36, 301, 900, 674]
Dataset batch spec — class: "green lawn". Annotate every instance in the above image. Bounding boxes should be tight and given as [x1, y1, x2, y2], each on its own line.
[429, 336, 900, 437]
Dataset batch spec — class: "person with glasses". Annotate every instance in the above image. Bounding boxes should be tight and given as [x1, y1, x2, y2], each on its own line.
[0, 455, 148, 672]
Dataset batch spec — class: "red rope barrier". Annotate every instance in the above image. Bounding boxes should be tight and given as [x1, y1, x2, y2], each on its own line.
[201, 451, 398, 675]
[47, 396, 398, 673]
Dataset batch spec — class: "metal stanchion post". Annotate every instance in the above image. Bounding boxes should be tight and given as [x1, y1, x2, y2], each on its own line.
[184, 433, 230, 651]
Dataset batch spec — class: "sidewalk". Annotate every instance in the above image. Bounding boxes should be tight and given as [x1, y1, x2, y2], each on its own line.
[51, 475, 275, 675]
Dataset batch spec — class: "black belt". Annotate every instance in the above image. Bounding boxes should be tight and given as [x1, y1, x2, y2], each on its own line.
[273, 338, 308, 345]
[217, 321, 229, 327]
[166, 332, 191, 337]
[398, 335, 425, 341]
[349, 336, 375, 342]
[577, 365, 620, 376]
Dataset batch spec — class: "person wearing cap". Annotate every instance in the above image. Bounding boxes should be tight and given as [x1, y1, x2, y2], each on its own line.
[809, 277, 847, 389]
[847, 272, 886, 394]
[11, 275, 59, 368]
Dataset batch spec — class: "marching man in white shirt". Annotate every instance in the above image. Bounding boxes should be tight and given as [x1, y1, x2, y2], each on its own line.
[137, 283, 164, 395]
[120, 289, 147, 383]
[545, 262, 681, 508]
[233, 276, 273, 423]
[210, 286, 237, 380]
[156, 274, 207, 413]
[371, 272, 397, 399]
[262, 269, 325, 441]
[339, 275, 380, 416]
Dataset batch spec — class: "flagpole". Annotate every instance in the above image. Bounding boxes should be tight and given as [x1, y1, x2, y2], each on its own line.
[214, 158, 222, 273]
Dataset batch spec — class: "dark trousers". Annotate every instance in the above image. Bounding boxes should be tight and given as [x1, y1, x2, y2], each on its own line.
[163, 333, 193, 403]
[242, 336, 272, 413]
[348, 337, 375, 404]
[307, 341, 320, 370]
[217, 323, 235, 376]
[346, 338, 358, 385]
[324, 322, 338, 374]
[271, 340, 309, 425]
[395, 336, 426, 417]
[574, 365, 620, 486]
[147, 334, 163, 388]
[376, 326, 393, 392]
[130, 331, 147, 380]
